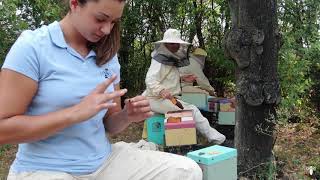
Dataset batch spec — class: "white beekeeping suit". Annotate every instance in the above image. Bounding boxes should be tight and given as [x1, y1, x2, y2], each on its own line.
[179, 48, 216, 96]
[142, 29, 225, 144]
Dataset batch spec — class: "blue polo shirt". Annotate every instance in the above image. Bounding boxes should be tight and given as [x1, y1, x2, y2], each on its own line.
[2, 21, 120, 175]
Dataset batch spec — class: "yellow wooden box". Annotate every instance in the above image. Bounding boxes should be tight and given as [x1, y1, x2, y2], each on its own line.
[164, 110, 197, 146]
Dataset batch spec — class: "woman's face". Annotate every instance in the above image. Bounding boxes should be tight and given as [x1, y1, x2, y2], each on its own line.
[164, 43, 181, 53]
[70, 0, 125, 42]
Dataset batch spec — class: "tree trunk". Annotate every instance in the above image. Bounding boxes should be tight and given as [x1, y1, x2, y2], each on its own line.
[224, 0, 281, 176]
[193, 0, 205, 48]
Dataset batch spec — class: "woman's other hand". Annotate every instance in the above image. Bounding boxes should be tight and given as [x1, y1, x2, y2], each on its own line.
[72, 75, 127, 122]
[124, 96, 153, 123]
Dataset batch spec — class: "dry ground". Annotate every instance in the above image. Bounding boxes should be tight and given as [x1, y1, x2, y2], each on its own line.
[1, 121, 319, 180]
[273, 122, 320, 179]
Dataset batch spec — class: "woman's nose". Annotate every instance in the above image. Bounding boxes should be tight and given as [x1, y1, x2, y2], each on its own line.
[100, 22, 111, 35]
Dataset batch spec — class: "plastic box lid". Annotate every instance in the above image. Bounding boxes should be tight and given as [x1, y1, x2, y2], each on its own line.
[165, 109, 193, 118]
[187, 145, 237, 165]
[165, 120, 195, 129]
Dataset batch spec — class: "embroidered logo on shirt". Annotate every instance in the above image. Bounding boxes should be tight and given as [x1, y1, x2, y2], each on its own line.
[102, 68, 112, 79]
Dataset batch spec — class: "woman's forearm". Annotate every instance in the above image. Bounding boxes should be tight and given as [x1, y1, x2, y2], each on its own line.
[0, 106, 79, 145]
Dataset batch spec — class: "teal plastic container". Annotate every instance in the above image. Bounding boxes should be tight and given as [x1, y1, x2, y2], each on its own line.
[146, 114, 165, 145]
[218, 112, 235, 125]
[181, 93, 208, 110]
[187, 145, 237, 180]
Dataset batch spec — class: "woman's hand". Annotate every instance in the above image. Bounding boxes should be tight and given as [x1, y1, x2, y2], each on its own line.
[181, 74, 197, 83]
[159, 89, 173, 99]
[72, 75, 127, 123]
[123, 96, 153, 123]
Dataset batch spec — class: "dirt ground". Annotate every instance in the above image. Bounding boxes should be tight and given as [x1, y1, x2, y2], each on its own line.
[273, 123, 320, 179]
[1, 121, 319, 180]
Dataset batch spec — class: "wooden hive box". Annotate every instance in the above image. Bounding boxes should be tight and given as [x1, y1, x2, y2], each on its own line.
[164, 110, 197, 146]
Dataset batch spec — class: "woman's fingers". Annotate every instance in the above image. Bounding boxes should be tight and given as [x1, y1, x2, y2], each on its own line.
[127, 97, 149, 106]
[141, 111, 154, 119]
[98, 102, 118, 110]
[125, 96, 153, 113]
[130, 106, 152, 114]
[126, 95, 146, 102]
[92, 75, 117, 94]
[122, 96, 154, 123]
[101, 89, 127, 103]
[125, 96, 150, 106]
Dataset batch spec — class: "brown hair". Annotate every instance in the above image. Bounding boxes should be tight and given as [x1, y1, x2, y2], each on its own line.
[65, 0, 125, 66]
[90, 21, 121, 66]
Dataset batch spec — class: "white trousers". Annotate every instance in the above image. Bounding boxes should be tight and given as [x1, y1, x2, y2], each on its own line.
[7, 142, 202, 180]
[148, 98, 226, 144]
[181, 86, 209, 95]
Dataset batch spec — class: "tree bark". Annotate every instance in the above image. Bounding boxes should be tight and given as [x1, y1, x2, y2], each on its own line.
[224, 0, 281, 176]
[193, 0, 205, 48]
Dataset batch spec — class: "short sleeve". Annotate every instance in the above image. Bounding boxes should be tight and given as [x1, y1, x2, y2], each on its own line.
[107, 54, 121, 84]
[1, 31, 40, 82]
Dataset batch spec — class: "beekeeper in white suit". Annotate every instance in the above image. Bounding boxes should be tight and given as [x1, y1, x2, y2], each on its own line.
[179, 48, 216, 96]
[143, 29, 226, 144]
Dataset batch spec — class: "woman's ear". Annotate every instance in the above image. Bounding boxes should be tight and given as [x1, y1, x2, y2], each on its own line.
[70, 0, 78, 10]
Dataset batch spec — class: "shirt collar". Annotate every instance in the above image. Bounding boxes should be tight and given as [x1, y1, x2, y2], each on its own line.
[48, 21, 68, 48]
[48, 21, 96, 58]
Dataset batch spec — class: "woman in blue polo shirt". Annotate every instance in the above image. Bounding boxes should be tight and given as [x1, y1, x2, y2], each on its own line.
[0, 0, 202, 179]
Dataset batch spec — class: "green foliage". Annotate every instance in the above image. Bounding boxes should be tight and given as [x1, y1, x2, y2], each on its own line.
[204, 44, 235, 96]
[0, 145, 11, 156]
[264, 161, 278, 180]
[308, 42, 320, 116]
[278, 47, 312, 109]
[0, 0, 63, 66]
[240, 160, 278, 180]
[0, 0, 319, 118]
[277, 0, 320, 121]
[0, 0, 27, 66]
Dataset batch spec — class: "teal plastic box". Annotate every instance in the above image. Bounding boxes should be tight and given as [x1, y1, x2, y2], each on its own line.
[218, 112, 235, 125]
[181, 93, 209, 111]
[146, 114, 165, 145]
[187, 145, 237, 180]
